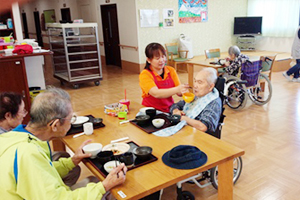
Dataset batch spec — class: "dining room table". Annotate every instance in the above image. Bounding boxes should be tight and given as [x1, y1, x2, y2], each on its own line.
[61, 101, 245, 200]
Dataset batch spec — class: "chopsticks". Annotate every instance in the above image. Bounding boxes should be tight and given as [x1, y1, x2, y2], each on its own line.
[114, 155, 126, 177]
[110, 137, 129, 143]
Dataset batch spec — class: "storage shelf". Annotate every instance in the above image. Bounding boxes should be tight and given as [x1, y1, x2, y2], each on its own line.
[47, 23, 102, 88]
[66, 35, 95, 39]
[67, 42, 97, 47]
[68, 51, 97, 55]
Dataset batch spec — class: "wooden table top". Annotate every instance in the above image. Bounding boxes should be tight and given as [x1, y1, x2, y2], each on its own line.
[61, 102, 244, 200]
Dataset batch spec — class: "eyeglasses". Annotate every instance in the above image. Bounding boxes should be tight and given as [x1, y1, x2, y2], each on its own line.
[61, 114, 77, 124]
[18, 108, 28, 117]
[49, 114, 77, 126]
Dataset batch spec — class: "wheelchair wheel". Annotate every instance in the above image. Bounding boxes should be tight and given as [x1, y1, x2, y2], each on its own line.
[225, 77, 247, 110]
[210, 156, 243, 190]
[177, 191, 195, 200]
[248, 73, 272, 105]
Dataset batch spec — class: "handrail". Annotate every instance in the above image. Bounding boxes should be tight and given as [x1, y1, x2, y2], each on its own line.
[118, 44, 138, 51]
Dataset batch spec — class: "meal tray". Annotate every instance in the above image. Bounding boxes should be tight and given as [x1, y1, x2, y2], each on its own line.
[88, 141, 158, 177]
[66, 115, 105, 135]
[130, 114, 173, 134]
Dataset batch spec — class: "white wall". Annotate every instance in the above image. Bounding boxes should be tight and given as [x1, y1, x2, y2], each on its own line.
[20, 0, 79, 43]
[77, 0, 139, 63]
[136, 0, 248, 64]
[255, 36, 293, 53]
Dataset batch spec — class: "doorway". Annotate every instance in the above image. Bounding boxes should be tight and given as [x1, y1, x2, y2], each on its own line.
[100, 4, 121, 67]
[61, 8, 71, 22]
[33, 11, 43, 47]
[22, 13, 29, 39]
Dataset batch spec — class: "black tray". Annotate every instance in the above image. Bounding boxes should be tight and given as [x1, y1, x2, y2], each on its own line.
[130, 113, 173, 134]
[66, 115, 105, 135]
[88, 141, 157, 177]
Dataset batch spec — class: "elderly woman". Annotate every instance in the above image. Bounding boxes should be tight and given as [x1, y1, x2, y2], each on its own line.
[139, 42, 189, 112]
[170, 68, 222, 133]
[0, 92, 27, 134]
[0, 88, 127, 199]
[223, 45, 249, 76]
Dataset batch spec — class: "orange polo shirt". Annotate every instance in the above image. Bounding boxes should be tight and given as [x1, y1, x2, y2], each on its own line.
[139, 66, 180, 98]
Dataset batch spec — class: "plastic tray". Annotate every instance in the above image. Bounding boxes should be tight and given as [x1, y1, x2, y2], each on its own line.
[130, 114, 173, 134]
[88, 141, 158, 177]
[66, 115, 105, 135]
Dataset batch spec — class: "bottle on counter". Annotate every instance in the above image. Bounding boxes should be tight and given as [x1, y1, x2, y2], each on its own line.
[7, 18, 13, 29]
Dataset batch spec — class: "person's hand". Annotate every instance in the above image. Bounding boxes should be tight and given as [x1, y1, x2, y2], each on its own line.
[224, 62, 230, 67]
[102, 163, 127, 191]
[178, 83, 190, 94]
[173, 109, 185, 116]
[71, 139, 92, 166]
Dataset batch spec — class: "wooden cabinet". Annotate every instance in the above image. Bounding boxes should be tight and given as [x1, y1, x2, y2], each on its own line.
[0, 57, 31, 123]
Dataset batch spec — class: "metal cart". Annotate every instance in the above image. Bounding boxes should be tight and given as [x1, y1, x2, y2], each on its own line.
[47, 23, 102, 89]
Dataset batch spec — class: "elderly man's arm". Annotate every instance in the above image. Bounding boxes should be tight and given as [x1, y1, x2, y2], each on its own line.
[170, 100, 185, 114]
[181, 99, 222, 132]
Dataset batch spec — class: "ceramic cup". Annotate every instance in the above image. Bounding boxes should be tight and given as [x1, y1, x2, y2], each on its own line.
[118, 111, 127, 122]
[83, 122, 94, 135]
[119, 99, 130, 111]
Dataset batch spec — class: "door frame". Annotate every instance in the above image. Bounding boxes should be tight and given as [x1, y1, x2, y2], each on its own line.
[33, 11, 43, 47]
[100, 4, 121, 67]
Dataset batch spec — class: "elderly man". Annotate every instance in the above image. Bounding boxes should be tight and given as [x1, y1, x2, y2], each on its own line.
[0, 88, 127, 199]
[170, 68, 222, 133]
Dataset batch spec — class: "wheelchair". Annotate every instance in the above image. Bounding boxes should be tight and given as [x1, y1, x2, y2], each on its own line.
[224, 57, 273, 110]
[175, 77, 243, 200]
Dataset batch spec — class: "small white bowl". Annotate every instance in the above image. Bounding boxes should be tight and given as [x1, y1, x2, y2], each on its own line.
[104, 160, 121, 173]
[152, 118, 165, 128]
[139, 107, 155, 115]
[4, 49, 13, 55]
[83, 143, 103, 159]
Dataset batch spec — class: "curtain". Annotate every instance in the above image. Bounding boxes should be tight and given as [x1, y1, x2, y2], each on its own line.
[248, 0, 300, 37]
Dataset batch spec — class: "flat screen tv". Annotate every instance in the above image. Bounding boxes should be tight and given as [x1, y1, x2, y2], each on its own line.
[234, 17, 262, 35]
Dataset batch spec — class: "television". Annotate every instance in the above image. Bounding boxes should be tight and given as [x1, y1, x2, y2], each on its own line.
[234, 17, 262, 35]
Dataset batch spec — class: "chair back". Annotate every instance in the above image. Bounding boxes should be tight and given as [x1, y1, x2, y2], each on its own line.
[261, 55, 277, 72]
[165, 43, 179, 56]
[206, 77, 226, 139]
[205, 48, 220, 59]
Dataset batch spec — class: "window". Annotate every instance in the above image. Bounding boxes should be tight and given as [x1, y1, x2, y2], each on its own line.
[248, 0, 300, 37]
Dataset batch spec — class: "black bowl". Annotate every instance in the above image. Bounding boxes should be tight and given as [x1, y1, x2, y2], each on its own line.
[168, 114, 181, 125]
[135, 115, 150, 126]
[91, 118, 103, 126]
[133, 146, 152, 160]
[146, 109, 156, 119]
[97, 151, 114, 164]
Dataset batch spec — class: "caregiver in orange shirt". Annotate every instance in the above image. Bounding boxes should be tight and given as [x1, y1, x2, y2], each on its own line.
[139, 43, 189, 113]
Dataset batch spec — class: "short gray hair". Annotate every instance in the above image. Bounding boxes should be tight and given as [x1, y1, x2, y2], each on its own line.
[29, 88, 72, 127]
[228, 45, 241, 57]
[200, 68, 218, 85]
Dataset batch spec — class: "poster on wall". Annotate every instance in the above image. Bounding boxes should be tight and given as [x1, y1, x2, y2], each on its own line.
[178, 0, 208, 23]
[163, 8, 175, 28]
[140, 9, 159, 27]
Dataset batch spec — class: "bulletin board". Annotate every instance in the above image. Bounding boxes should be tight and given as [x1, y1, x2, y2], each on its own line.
[140, 9, 159, 27]
[163, 9, 175, 28]
[178, 0, 208, 23]
[44, 9, 56, 23]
